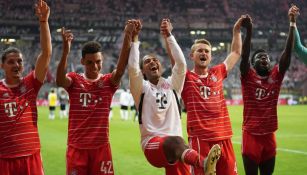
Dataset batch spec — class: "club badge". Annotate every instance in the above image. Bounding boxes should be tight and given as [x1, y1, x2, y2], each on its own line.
[97, 80, 104, 88]
[211, 75, 217, 82]
[20, 85, 26, 93]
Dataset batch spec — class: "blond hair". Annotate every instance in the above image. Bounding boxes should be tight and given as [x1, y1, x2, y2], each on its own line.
[190, 39, 212, 53]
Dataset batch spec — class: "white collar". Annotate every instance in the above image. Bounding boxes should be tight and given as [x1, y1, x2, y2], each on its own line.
[191, 70, 209, 78]
[82, 73, 103, 82]
[1, 79, 21, 88]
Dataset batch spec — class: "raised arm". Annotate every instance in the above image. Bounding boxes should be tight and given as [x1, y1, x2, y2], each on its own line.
[161, 19, 175, 67]
[34, 0, 52, 83]
[240, 15, 253, 76]
[128, 20, 143, 107]
[110, 20, 134, 86]
[279, 5, 299, 74]
[160, 18, 186, 93]
[56, 27, 74, 88]
[224, 16, 244, 72]
[293, 24, 307, 65]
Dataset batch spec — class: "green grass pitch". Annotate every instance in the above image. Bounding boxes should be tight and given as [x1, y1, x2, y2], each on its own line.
[38, 105, 307, 175]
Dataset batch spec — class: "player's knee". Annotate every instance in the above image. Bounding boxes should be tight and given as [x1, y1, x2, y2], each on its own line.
[163, 136, 188, 156]
[162, 136, 185, 163]
[164, 136, 185, 148]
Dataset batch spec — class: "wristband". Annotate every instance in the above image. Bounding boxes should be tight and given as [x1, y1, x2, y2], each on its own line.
[290, 22, 296, 27]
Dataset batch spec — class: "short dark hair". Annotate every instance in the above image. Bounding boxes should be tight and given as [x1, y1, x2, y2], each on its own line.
[1, 47, 22, 63]
[81, 41, 102, 58]
[139, 54, 158, 80]
[139, 54, 157, 70]
[251, 49, 266, 65]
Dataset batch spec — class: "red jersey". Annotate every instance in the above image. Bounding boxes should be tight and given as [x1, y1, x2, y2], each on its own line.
[241, 65, 284, 135]
[66, 72, 118, 149]
[0, 72, 42, 158]
[182, 64, 232, 141]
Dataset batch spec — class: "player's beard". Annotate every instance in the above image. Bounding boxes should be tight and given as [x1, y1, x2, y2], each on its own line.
[256, 65, 270, 77]
[147, 71, 160, 84]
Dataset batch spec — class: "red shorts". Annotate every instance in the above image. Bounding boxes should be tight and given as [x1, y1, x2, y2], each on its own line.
[0, 150, 44, 175]
[242, 131, 276, 164]
[66, 143, 114, 175]
[189, 137, 238, 175]
[144, 136, 190, 175]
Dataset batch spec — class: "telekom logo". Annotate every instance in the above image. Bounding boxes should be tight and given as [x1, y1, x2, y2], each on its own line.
[200, 86, 211, 99]
[255, 88, 266, 100]
[4, 102, 17, 117]
[80, 93, 92, 107]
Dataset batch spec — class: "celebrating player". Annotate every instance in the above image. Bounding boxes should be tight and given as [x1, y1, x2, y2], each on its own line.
[0, 0, 52, 174]
[239, 6, 299, 175]
[128, 18, 221, 175]
[178, 15, 246, 175]
[56, 20, 134, 174]
[291, 6, 307, 65]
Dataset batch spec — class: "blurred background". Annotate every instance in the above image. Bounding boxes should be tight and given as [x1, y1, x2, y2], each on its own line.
[1, 1, 307, 175]
[1, 0, 307, 104]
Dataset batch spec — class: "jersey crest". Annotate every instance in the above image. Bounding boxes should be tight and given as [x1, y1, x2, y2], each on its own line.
[210, 75, 217, 82]
[97, 80, 104, 88]
[20, 85, 27, 93]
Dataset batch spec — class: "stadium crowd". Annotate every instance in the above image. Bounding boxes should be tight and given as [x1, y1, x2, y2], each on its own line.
[1, 0, 307, 98]
[0, 1, 306, 175]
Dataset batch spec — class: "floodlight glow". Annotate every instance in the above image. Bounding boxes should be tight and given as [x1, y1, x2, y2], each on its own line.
[258, 31, 263, 35]
[1, 38, 16, 43]
[280, 32, 286, 36]
[8, 39, 16, 42]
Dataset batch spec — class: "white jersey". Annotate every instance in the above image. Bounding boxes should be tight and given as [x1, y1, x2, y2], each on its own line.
[119, 90, 130, 106]
[128, 35, 186, 149]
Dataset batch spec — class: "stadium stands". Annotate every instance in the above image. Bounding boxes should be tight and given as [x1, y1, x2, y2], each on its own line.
[1, 0, 306, 99]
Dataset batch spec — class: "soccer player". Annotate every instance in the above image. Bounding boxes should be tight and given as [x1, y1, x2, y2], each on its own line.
[56, 21, 134, 174]
[119, 89, 130, 120]
[0, 0, 52, 174]
[292, 6, 306, 65]
[48, 88, 57, 120]
[179, 16, 246, 175]
[239, 6, 299, 175]
[128, 18, 221, 175]
[58, 89, 68, 119]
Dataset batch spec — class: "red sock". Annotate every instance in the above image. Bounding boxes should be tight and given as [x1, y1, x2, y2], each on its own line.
[181, 149, 205, 168]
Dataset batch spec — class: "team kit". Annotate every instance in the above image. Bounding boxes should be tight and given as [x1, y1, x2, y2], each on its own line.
[0, 0, 302, 175]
